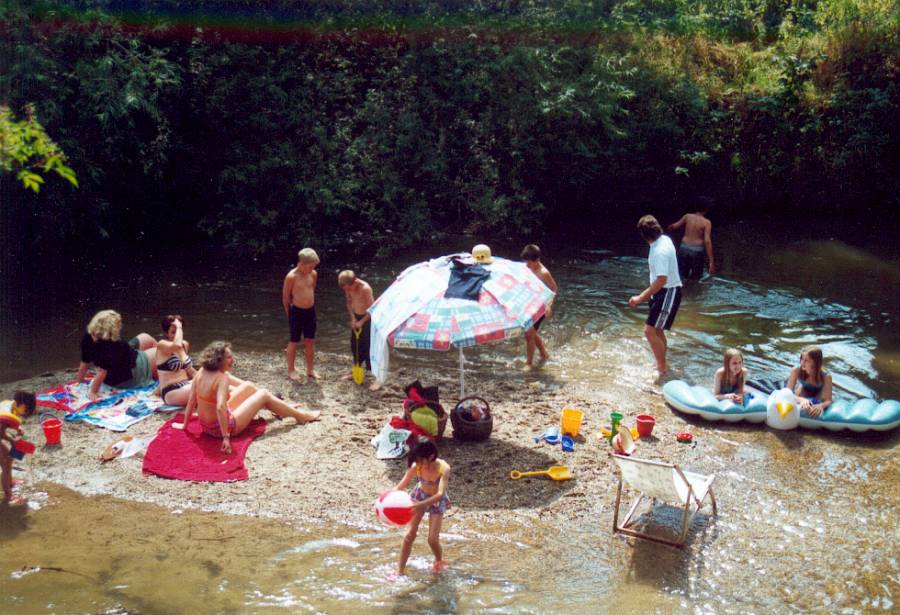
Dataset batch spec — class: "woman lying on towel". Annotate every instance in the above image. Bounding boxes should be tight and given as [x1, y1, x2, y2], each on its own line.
[155, 315, 196, 406]
[175, 341, 320, 453]
[75, 310, 158, 401]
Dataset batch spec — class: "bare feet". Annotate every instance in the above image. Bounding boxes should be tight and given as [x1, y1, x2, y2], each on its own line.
[368, 380, 382, 392]
[307, 371, 321, 380]
[293, 406, 321, 423]
[288, 371, 303, 382]
[432, 560, 448, 573]
[340, 373, 353, 381]
[522, 363, 534, 372]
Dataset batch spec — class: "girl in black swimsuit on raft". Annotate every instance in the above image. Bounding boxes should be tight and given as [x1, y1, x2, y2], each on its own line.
[786, 346, 833, 418]
[156, 315, 196, 406]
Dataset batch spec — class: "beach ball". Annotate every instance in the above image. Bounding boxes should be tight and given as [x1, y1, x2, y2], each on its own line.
[766, 388, 799, 430]
[374, 490, 414, 527]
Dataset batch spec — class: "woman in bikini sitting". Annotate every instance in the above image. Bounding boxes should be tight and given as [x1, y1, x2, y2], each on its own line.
[156, 315, 195, 406]
[175, 341, 320, 453]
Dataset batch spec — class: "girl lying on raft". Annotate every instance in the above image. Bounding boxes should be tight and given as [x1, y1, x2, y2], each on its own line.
[714, 348, 748, 404]
[174, 341, 320, 454]
[787, 345, 832, 418]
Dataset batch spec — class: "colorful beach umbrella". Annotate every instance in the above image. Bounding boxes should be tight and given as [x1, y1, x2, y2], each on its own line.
[368, 253, 555, 395]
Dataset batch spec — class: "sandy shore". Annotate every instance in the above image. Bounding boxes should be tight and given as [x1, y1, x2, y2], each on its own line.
[2, 350, 693, 527]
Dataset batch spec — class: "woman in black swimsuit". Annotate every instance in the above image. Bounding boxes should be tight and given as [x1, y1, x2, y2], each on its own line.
[156, 315, 196, 406]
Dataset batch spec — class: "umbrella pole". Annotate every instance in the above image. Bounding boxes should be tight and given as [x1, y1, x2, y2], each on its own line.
[459, 346, 465, 398]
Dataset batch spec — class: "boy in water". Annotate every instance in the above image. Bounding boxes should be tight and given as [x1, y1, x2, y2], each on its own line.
[338, 270, 381, 391]
[666, 198, 716, 280]
[629, 215, 682, 378]
[282, 248, 320, 382]
[521, 244, 558, 370]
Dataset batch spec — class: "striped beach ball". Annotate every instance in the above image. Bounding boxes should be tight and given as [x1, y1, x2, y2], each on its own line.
[374, 490, 414, 527]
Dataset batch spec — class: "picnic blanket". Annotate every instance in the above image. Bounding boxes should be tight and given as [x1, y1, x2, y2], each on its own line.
[142, 414, 266, 482]
[37, 380, 180, 431]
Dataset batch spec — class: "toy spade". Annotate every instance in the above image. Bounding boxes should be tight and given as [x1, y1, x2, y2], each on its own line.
[509, 466, 573, 481]
[352, 328, 365, 385]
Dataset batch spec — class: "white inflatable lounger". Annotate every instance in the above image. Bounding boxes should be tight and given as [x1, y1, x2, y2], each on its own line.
[662, 379, 900, 432]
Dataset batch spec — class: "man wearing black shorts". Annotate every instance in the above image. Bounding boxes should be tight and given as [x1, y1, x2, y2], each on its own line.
[628, 215, 683, 377]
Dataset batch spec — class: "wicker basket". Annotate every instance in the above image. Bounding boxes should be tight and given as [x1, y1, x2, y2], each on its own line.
[450, 396, 493, 442]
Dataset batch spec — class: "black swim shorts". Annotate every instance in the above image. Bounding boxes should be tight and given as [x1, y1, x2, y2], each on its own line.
[289, 305, 317, 342]
[646, 287, 682, 331]
[677, 244, 705, 280]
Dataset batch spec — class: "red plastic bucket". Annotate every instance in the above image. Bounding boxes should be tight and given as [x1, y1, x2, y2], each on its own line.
[40, 413, 62, 445]
[635, 415, 656, 438]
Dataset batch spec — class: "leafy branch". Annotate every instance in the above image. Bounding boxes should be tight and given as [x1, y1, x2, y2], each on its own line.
[0, 104, 79, 193]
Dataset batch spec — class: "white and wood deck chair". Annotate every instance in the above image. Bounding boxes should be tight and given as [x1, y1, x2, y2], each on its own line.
[611, 454, 717, 548]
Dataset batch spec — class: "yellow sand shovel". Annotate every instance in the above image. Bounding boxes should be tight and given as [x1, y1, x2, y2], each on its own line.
[509, 466, 573, 481]
[352, 327, 365, 385]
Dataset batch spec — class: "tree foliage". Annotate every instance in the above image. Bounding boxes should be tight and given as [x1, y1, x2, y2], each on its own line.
[2, 0, 897, 257]
[0, 104, 78, 192]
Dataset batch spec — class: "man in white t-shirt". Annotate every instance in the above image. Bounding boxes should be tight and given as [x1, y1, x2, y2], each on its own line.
[628, 215, 683, 377]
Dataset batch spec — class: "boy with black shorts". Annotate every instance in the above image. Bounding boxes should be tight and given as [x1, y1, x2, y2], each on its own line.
[521, 244, 558, 370]
[628, 215, 682, 378]
[282, 248, 320, 382]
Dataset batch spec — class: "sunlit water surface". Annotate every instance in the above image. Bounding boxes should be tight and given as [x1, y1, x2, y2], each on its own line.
[2, 222, 898, 613]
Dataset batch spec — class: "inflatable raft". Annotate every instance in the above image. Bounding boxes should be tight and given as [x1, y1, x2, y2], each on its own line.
[662, 379, 900, 432]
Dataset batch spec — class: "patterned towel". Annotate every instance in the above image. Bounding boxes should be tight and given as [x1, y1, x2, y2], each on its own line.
[142, 414, 266, 482]
[37, 380, 181, 431]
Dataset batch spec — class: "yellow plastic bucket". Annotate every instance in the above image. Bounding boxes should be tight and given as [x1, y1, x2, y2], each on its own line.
[560, 407, 584, 437]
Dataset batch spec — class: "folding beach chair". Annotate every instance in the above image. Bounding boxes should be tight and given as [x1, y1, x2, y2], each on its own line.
[611, 454, 717, 548]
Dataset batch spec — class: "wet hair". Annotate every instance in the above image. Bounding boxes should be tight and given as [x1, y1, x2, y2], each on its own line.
[87, 310, 122, 341]
[520, 244, 541, 261]
[697, 195, 715, 213]
[199, 341, 232, 371]
[13, 391, 36, 417]
[338, 270, 356, 287]
[722, 348, 745, 390]
[637, 215, 663, 242]
[161, 314, 183, 333]
[297, 247, 320, 265]
[800, 346, 824, 382]
[408, 438, 438, 467]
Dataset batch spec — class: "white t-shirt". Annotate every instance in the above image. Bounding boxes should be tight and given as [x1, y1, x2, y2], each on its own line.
[648, 235, 682, 289]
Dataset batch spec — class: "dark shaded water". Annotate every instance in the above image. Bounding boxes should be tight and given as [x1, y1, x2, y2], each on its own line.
[3, 217, 899, 399]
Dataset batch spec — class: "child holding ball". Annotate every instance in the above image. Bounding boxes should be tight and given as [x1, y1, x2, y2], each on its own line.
[392, 439, 451, 575]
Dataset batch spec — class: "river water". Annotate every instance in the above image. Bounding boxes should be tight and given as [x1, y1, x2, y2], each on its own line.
[1, 217, 899, 613]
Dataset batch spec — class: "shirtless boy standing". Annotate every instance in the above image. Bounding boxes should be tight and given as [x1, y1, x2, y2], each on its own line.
[521, 244, 558, 370]
[667, 199, 716, 280]
[282, 248, 320, 382]
[338, 270, 381, 391]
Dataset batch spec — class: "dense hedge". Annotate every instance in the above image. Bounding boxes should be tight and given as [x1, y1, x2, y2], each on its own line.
[2, 1, 897, 258]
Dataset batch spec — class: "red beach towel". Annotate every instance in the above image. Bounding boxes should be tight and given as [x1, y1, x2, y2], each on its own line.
[142, 414, 266, 482]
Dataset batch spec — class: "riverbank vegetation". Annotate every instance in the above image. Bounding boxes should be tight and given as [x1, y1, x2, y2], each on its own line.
[2, 1, 897, 260]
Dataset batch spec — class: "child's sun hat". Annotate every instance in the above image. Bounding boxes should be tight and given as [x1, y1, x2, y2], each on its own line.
[471, 244, 494, 264]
